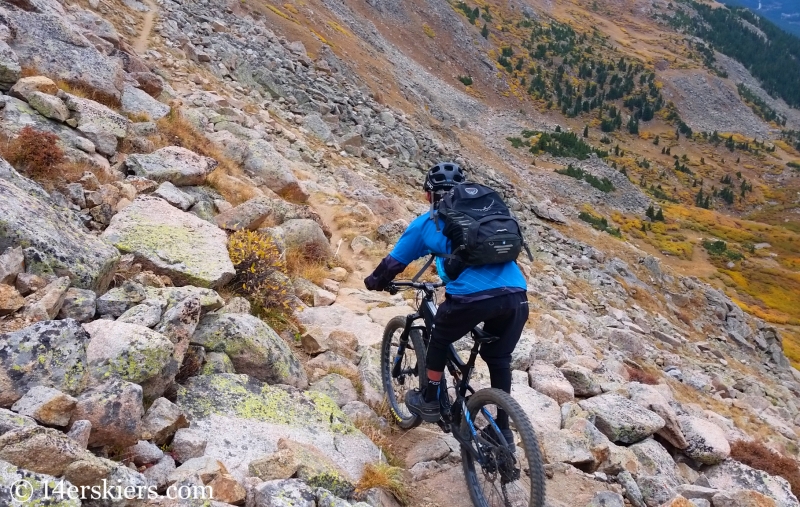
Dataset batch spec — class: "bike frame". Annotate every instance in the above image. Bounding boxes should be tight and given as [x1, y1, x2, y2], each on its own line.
[388, 282, 504, 464]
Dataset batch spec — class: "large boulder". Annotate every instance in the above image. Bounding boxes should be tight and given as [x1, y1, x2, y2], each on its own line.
[560, 363, 602, 397]
[705, 460, 799, 507]
[678, 415, 730, 465]
[281, 219, 331, 258]
[0, 170, 120, 291]
[0, 319, 89, 407]
[0, 41, 21, 91]
[102, 195, 235, 288]
[578, 394, 665, 444]
[69, 379, 144, 448]
[628, 383, 688, 449]
[711, 490, 777, 507]
[176, 374, 380, 481]
[242, 140, 307, 201]
[10, 385, 76, 427]
[529, 363, 575, 404]
[191, 313, 307, 388]
[59, 91, 129, 156]
[121, 84, 170, 121]
[125, 147, 218, 186]
[510, 383, 562, 437]
[3, 9, 125, 101]
[629, 438, 683, 486]
[82, 319, 174, 388]
[0, 425, 86, 477]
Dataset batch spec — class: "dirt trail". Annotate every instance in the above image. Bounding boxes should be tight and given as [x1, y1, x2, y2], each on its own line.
[309, 197, 372, 289]
[134, 0, 158, 54]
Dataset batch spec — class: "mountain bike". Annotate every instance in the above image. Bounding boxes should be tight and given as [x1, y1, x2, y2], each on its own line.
[379, 280, 546, 507]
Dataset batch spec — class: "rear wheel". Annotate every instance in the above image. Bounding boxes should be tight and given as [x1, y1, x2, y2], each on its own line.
[461, 388, 546, 507]
[380, 316, 428, 429]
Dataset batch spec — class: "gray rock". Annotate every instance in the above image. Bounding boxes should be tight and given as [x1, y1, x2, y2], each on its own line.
[0, 459, 81, 506]
[10, 386, 76, 427]
[585, 491, 625, 507]
[102, 196, 235, 289]
[27, 91, 70, 121]
[350, 235, 373, 255]
[310, 374, 358, 408]
[560, 362, 603, 397]
[82, 319, 174, 389]
[215, 196, 280, 231]
[679, 416, 731, 465]
[60, 91, 129, 155]
[342, 401, 381, 426]
[216, 296, 251, 314]
[69, 379, 144, 448]
[510, 383, 562, 437]
[705, 459, 799, 507]
[9, 76, 58, 101]
[0, 173, 119, 291]
[578, 394, 665, 444]
[0, 408, 37, 436]
[57, 288, 96, 322]
[117, 300, 163, 327]
[282, 219, 331, 258]
[141, 397, 189, 446]
[125, 147, 218, 186]
[628, 382, 688, 449]
[171, 428, 207, 464]
[0, 319, 89, 407]
[636, 474, 677, 507]
[0, 41, 21, 91]
[530, 363, 575, 404]
[376, 219, 408, 243]
[192, 313, 307, 388]
[711, 489, 780, 507]
[127, 440, 164, 466]
[143, 454, 175, 493]
[304, 113, 333, 142]
[21, 276, 70, 321]
[254, 478, 316, 507]
[618, 470, 646, 507]
[153, 181, 197, 211]
[629, 438, 683, 486]
[200, 351, 236, 374]
[121, 83, 170, 121]
[0, 247, 24, 285]
[241, 140, 307, 202]
[66, 420, 91, 449]
[676, 484, 719, 501]
[531, 201, 568, 224]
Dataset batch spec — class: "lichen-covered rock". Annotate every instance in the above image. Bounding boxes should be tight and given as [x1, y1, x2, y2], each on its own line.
[0, 458, 81, 507]
[0, 175, 119, 291]
[125, 147, 217, 186]
[585, 491, 625, 507]
[102, 196, 235, 288]
[0, 408, 37, 436]
[145, 286, 224, 312]
[201, 351, 236, 375]
[121, 83, 170, 121]
[578, 394, 665, 444]
[510, 383, 562, 437]
[59, 91, 129, 156]
[117, 301, 163, 327]
[0, 41, 21, 91]
[176, 374, 378, 481]
[635, 474, 678, 507]
[27, 91, 70, 122]
[310, 374, 358, 408]
[96, 281, 148, 317]
[250, 439, 355, 498]
[9, 76, 58, 100]
[83, 319, 174, 389]
[191, 313, 307, 388]
[678, 415, 731, 465]
[560, 362, 602, 397]
[141, 397, 189, 446]
[10, 386, 76, 427]
[705, 460, 799, 507]
[529, 362, 575, 404]
[0, 319, 89, 407]
[57, 288, 96, 323]
[66, 420, 91, 449]
[214, 196, 279, 231]
[0, 425, 86, 476]
[70, 379, 144, 448]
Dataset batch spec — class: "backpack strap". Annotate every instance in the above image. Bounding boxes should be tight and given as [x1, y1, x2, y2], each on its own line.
[411, 255, 436, 282]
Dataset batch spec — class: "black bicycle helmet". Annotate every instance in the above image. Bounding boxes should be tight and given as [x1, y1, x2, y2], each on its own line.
[423, 162, 466, 192]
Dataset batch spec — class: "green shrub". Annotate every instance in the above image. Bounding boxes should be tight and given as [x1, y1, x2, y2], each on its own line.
[227, 230, 296, 315]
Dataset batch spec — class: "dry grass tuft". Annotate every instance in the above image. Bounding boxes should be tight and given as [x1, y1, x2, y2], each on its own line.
[730, 439, 800, 498]
[355, 462, 409, 505]
[625, 365, 661, 385]
[55, 79, 121, 110]
[326, 366, 364, 396]
[286, 244, 330, 285]
[1, 127, 65, 184]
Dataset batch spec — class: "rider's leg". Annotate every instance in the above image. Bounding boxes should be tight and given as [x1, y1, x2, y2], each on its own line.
[480, 292, 530, 430]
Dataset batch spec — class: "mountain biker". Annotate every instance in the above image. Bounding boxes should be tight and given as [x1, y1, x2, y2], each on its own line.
[364, 162, 529, 445]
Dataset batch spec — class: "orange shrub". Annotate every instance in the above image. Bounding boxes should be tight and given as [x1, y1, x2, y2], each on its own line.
[730, 439, 800, 498]
[2, 126, 65, 180]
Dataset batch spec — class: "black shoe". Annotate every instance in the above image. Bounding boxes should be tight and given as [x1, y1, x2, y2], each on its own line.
[405, 389, 441, 423]
[482, 424, 515, 451]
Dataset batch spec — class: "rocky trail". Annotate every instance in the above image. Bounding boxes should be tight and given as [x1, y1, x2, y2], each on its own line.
[0, 0, 799, 506]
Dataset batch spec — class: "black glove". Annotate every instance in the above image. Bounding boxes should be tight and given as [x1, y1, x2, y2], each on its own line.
[364, 255, 407, 291]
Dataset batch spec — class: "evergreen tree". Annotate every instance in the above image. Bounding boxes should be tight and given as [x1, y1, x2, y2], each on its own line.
[583, 125, 589, 138]
[481, 23, 489, 38]
[646, 205, 655, 219]
[655, 208, 664, 221]
[653, 135, 660, 146]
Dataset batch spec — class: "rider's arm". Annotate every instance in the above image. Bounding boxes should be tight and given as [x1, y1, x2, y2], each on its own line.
[364, 215, 434, 290]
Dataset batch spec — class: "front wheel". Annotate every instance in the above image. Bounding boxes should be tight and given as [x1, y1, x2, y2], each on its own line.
[380, 316, 428, 429]
[461, 388, 546, 507]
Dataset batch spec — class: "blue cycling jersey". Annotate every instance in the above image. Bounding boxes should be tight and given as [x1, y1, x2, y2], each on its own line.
[388, 213, 527, 296]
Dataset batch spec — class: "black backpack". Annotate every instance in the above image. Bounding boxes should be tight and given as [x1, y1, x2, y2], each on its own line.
[433, 183, 532, 279]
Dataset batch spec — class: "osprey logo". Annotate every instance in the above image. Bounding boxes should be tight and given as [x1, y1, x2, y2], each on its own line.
[464, 187, 478, 195]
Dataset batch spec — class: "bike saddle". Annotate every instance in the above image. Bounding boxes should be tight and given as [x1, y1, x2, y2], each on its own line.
[472, 327, 499, 344]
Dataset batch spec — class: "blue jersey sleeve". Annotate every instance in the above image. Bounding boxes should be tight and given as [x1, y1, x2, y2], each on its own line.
[389, 213, 450, 265]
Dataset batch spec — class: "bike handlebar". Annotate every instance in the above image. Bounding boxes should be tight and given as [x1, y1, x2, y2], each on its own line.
[385, 281, 444, 295]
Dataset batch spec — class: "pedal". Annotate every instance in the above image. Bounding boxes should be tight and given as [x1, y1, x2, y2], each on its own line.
[437, 419, 452, 434]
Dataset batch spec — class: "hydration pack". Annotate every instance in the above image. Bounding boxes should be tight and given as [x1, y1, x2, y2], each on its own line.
[434, 183, 532, 279]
